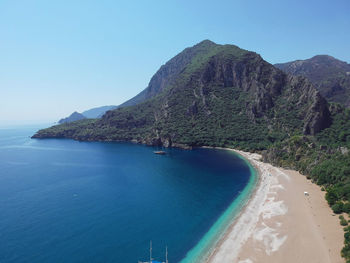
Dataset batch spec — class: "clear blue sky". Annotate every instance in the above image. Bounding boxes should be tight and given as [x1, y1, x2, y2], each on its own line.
[1, 0, 349, 124]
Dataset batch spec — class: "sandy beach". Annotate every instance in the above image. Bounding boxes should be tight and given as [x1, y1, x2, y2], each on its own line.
[207, 149, 344, 263]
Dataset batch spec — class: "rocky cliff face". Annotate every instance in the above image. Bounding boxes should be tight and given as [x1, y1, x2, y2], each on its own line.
[275, 55, 350, 107]
[33, 41, 332, 150]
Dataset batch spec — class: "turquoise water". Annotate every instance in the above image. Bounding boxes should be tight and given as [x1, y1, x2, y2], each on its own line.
[0, 125, 254, 263]
[180, 154, 257, 262]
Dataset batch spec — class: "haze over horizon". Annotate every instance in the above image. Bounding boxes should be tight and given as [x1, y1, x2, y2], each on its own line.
[1, 0, 349, 124]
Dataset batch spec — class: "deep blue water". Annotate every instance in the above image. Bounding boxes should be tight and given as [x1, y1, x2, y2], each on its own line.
[0, 125, 251, 263]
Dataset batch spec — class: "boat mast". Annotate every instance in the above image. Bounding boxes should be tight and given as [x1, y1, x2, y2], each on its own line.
[150, 240, 152, 262]
[165, 246, 168, 263]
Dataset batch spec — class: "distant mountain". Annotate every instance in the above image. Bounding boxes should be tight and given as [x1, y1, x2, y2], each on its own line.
[57, 105, 117, 124]
[58, 111, 86, 124]
[34, 40, 331, 150]
[275, 55, 350, 107]
[82, 105, 118, 118]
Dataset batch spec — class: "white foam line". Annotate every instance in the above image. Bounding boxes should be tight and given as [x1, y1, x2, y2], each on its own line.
[253, 223, 287, 255]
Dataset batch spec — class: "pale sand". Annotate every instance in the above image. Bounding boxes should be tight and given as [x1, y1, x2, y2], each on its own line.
[207, 149, 344, 263]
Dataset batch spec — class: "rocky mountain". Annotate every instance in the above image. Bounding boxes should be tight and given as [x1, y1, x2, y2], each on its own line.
[58, 111, 86, 124]
[33, 40, 332, 150]
[275, 55, 350, 107]
[118, 40, 225, 107]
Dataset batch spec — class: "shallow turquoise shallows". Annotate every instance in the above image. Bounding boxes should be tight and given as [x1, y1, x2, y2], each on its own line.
[0, 125, 254, 263]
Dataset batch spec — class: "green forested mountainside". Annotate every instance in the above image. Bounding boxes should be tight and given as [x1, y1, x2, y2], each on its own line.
[263, 104, 350, 260]
[275, 55, 350, 107]
[33, 40, 331, 151]
[263, 104, 350, 177]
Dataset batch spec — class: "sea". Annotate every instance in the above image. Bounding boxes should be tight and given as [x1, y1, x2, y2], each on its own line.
[0, 125, 256, 263]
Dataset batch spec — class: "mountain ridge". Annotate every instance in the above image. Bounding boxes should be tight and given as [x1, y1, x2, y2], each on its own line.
[118, 40, 220, 107]
[33, 40, 331, 150]
[275, 55, 350, 107]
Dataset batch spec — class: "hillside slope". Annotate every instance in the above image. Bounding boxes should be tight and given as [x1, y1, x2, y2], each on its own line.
[58, 111, 86, 124]
[82, 105, 118, 118]
[119, 40, 221, 107]
[275, 55, 350, 107]
[33, 41, 331, 150]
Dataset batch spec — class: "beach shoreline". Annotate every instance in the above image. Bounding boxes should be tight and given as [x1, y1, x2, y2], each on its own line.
[205, 148, 344, 263]
[202, 149, 263, 261]
[179, 148, 259, 263]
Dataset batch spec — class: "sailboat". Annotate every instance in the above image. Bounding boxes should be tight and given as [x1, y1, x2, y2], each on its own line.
[138, 241, 168, 263]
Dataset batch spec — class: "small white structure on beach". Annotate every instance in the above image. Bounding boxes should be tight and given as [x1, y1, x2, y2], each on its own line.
[304, 191, 309, 196]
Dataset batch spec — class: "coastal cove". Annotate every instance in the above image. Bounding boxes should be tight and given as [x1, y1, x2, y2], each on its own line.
[0, 125, 255, 263]
[31, 38, 350, 262]
[3, 1, 350, 262]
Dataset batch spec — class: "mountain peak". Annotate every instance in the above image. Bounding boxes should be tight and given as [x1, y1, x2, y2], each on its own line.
[308, 55, 350, 67]
[310, 54, 336, 60]
[119, 39, 221, 108]
[34, 41, 331, 146]
[195, 39, 217, 47]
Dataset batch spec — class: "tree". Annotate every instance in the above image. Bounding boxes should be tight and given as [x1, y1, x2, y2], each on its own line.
[332, 201, 344, 214]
